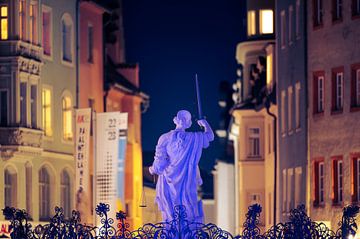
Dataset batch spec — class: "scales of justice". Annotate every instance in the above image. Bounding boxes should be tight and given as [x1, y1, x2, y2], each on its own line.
[148, 75, 214, 223]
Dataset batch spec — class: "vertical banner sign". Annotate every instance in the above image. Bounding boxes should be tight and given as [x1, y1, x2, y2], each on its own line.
[95, 112, 121, 225]
[117, 113, 128, 212]
[75, 108, 91, 213]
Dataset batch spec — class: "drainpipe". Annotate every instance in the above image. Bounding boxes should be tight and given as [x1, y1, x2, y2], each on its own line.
[265, 102, 277, 232]
[75, 0, 80, 108]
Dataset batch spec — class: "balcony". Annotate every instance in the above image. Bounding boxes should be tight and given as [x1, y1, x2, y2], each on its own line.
[0, 40, 42, 61]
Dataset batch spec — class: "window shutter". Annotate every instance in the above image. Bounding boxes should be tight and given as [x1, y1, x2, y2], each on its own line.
[314, 162, 319, 205]
[313, 76, 318, 113]
[352, 158, 358, 202]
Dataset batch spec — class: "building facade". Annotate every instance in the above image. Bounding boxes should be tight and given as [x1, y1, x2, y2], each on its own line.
[229, 0, 277, 232]
[275, 0, 308, 222]
[0, 0, 76, 226]
[308, 0, 360, 229]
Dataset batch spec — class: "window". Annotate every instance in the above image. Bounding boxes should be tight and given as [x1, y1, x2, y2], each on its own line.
[266, 51, 273, 85]
[42, 88, 52, 137]
[42, 6, 52, 56]
[259, 10, 273, 34]
[288, 86, 293, 132]
[61, 14, 73, 63]
[294, 167, 302, 206]
[60, 170, 71, 218]
[39, 167, 50, 220]
[332, 0, 343, 22]
[30, 3, 38, 43]
[281, 90, 286, 134]
[25, 164, 32, 216]
[4, 168, 17, 208]
[0, 6, 8, 40]
[296, 0, 300, 38]
[0, 90, 8, 126]
[351, 64, 360, 108]
[288, 6, 294, 44]
[19, 0, 26, 40]
[313, 0, 323, 28]
[281, 11, 286, 48]
[287, 168, 294, 211]
[332, 67, 344, 112]
[314, 160, 324, 205]
[248, 127, 260, 157]
[30, 85, 37, 128]
[352, 156, 360, 202]
[352, 0, 360, 16]
[313, 72, 324, 114]
[20, 82, 27, 126]
[88, 24, 94, 63]
[295, 82, 301, 129]
[247, 10, 256, 36]
[62, 96, 73, 140]
[282, 169, 287, 212]
[332, 157, 343, 204]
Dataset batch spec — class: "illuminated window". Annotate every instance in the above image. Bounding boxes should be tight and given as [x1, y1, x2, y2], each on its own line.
[332, 157, 343, 204]
[42, 88, 52, 137]
[266, 52, 273, 85]
[61, 13, 73, 63]
[331, 67, 343, 112]
[60, 170, 71, 217]
[0, 90, 8, 126]
[30, 3, 38, 43]
[39, 167, 50, 220]
[280, 11, 286, 48]
[19, 0, 26, 40]
[247, 10, 256, 36]
[20, 82, 27, 126]
[332, 0, 342, 22]
[313, 72, 324, 114]
[248, 127, 260, 157]
[288, 6, 293, 44]
[259, 10, 273, 34]
[30, 85, 37, 128]
[287, 86, 293, 132]
[313, 0, 323, 27]
[351, 65, 360, 108]
[0, 6, 8, 40]
[4, 168, 17, 208]
[295, 82, 301, 129]
[281, 90, 286, 134]
[62, 96, 73, 140]
[42, 6, 52, 56]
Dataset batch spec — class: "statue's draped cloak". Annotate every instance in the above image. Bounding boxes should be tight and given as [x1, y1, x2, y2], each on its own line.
[151, 130, 210, 222]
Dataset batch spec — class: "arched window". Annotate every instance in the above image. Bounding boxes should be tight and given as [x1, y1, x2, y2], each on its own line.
[60, 170, 71, 217]
[61, 13, 73, 63]
[4, 167, 17, 207]
[62, 96, 72, 140]
[39, 167, 50, 220]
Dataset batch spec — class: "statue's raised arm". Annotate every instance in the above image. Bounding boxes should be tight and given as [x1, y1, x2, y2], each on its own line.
[149, 110, 214, 223]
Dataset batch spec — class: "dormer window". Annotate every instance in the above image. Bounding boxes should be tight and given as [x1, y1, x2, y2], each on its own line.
[260, 10, 273, 34]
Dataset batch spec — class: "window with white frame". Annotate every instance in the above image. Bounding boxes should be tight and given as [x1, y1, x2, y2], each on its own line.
[0, 90, 8, 126]
[288, 5, 293, 44]
[62, 96, 73, 140]
[337, 160, 343, 203]
[42, 88, 52, 137]
[288, 86, 293, 132]
[4, 168, 17, 208]
[281, 90, 286, 134]
[296, 0, 300, 38]
[247, 10, 256, 36]
[248, 127, 260, 157]
[29, 2, 38, 43]
[61, 13, 73, 63]
[281, 11, 286, 48]
[260, 9, 273, 34]
[30, 85, 37, 128]
[318, 162, 324, 204]
[20, 82, 27, 126]
[60, 170, 71, 218]
[334, 72, 343, 110]
[39, 167, 50, 220]
[19, 0, 26, 40]
[42, 6, 52, 56]
[295, 82, 301, 129]
[0, 5, 8, 40]
[313, 0, 323, 27]
[314, 75, 324, 113]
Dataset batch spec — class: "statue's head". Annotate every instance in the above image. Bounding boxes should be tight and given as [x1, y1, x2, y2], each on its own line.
[173, 110, 192, 129]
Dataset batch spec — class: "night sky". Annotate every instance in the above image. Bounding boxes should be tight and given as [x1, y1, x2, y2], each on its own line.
[122, 0, 246, 171]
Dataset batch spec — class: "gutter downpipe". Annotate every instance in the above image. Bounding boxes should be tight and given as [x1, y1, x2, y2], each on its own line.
[76, 0, 80, 108]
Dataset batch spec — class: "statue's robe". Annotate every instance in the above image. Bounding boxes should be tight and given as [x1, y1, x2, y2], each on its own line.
[151, 130, 211, 222]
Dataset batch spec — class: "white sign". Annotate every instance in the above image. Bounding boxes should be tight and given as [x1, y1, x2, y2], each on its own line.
[74, 108, 91, 209]
[117, 113, 128, 211]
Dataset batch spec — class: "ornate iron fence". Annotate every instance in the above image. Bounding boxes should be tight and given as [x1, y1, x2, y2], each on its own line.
[2, 203, 359, 239]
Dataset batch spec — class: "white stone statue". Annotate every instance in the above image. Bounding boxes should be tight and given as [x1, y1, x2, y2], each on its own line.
[149, 110, 214, 222]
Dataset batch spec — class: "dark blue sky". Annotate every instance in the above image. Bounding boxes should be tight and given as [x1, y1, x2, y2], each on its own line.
[122, 0, 245, 171]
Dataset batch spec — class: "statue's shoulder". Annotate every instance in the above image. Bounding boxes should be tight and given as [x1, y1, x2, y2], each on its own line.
[157, 131, 173, 146]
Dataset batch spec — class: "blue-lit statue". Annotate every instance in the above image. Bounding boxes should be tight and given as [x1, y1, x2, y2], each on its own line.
[149, 110, 214, 223]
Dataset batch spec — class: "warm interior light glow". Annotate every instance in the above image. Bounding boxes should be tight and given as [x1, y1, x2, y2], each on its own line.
[247, 10, 256, 36]
[0, 6, 8, 40]
[260, 10, 273, 34]
[266, 52, 273, 85]
[42, 89, 53, 136]
[62, 97, 73, 140]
